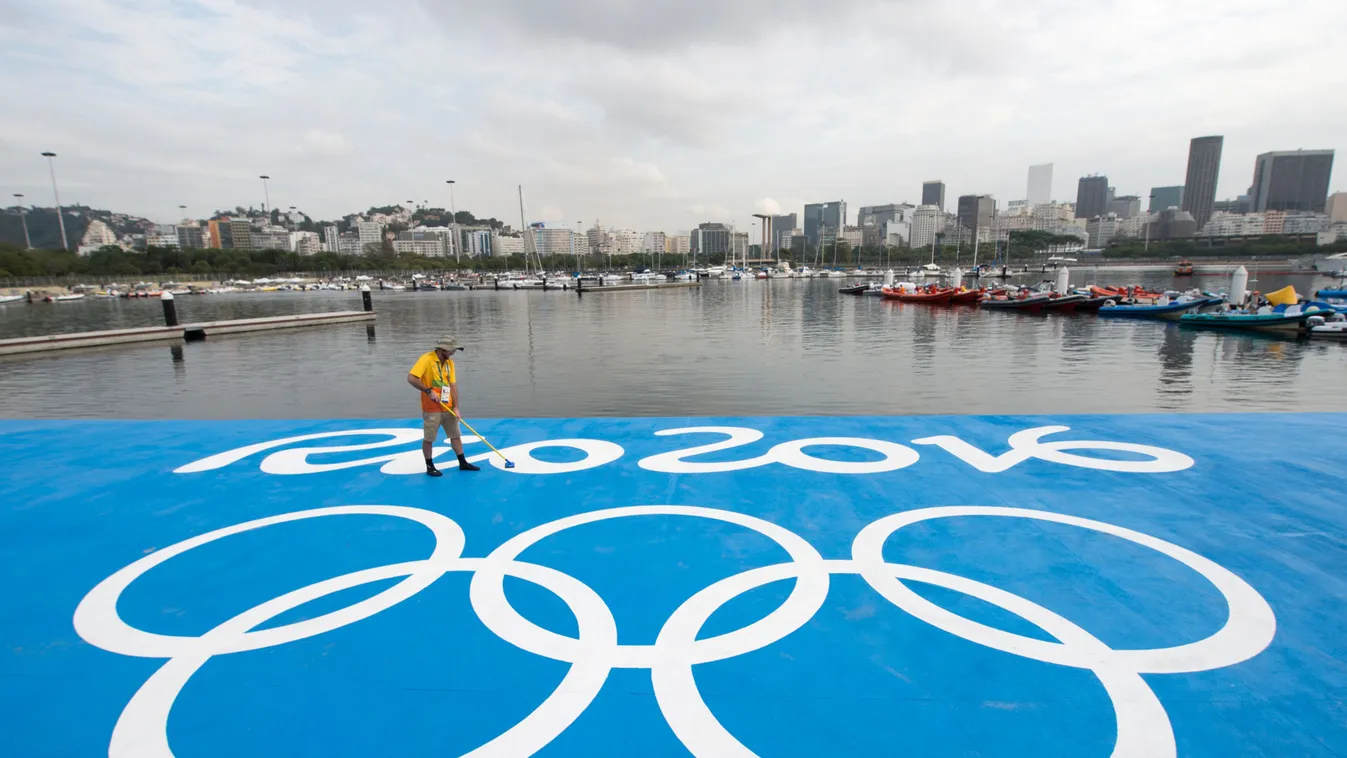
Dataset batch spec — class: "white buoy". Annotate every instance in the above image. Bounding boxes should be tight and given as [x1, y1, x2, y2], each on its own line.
[1231, 266, 1249, 306]
[1055, 266, 1070, 293]
[884, 269, 895, 286]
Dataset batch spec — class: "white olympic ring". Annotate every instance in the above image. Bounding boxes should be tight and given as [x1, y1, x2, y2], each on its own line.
[74, 504, 1276, 757]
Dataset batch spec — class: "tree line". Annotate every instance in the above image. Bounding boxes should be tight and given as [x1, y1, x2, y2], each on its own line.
[4, 233, 1343, 282]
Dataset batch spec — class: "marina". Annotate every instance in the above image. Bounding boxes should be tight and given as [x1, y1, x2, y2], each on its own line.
[1, 271, 1344, 420]
[2, 412, 1346, 756]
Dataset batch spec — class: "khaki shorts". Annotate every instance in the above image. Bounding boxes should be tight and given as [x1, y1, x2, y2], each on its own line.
[422, 412, 462, 444]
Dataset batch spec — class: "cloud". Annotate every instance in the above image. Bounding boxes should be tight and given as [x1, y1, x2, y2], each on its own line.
[1, 0, 1343, 231]
[420, 0, 879, 52]
[686, 203, 733, 221]
[298, 130, 351, 158]
[755, 198, 783, 215]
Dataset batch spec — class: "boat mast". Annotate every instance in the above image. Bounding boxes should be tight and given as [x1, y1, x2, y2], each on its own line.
[955, 214, 962, 265]
[517, 185, 533, 277]
[973, 210, 980, 270]
[830, 225, 838, 270]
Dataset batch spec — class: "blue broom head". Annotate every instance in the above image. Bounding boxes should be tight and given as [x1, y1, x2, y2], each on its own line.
[504, 460, 516, 468]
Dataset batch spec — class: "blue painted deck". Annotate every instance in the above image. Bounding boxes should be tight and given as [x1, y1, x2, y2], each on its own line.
[3, 414, 1346, 757]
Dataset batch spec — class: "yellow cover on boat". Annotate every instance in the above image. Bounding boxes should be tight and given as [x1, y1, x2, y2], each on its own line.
[1265, 285, 1298, 306]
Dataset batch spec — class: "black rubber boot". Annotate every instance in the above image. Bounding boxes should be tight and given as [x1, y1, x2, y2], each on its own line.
[426, 460, 443, 477]
[457, 453, 480, 472]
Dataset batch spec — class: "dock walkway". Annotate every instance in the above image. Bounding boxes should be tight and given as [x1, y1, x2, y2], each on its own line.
[0, 310, 375, 356]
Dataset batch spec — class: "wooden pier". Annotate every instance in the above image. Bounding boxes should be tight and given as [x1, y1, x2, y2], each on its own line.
[578, 281, 701, 294]
[0, 325, 184, 355]
[180, 311, 374, 340]
[0, 311, 376, 356]
[0, 287, 379, 357]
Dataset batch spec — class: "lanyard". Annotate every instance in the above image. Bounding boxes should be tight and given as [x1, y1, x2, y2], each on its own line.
[434, 357, 452, 387]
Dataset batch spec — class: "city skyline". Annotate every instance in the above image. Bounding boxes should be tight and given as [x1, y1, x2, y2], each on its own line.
[1, 0, 1344, 232]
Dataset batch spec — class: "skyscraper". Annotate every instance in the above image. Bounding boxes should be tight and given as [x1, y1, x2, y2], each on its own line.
[1249, 150, 1336, 213]
[921, 181, 945, 211]
[803, 201, 846, 247]
[1027, 164, 1053, 206]
[690, 222, 731, 257]
[1150, 186, 1184, 212]
[356, 219, 384, 253]
[176, 224, 204, 249]
[1328, 192, 1347, 225]
[1075, 176, 1109, 219]
[956, 195, 995, 238]
[1181, 136, 1223, 230]
[1108, 195, 1141, 220]
[856, 204, 913, 228]
[771, 213, 797, 252]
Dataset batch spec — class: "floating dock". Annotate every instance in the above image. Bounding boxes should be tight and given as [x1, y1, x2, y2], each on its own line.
[580, 280, 701, 293]
[0, 310, 375, 355]
[180, 310, 374, 340]
[3, 412, 1345, 756]
[0, 324, 184, 354]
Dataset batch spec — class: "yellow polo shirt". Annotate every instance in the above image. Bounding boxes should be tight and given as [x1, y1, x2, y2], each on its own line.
[410, 351, 456, 412]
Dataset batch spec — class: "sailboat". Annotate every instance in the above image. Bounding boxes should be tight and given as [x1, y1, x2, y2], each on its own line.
[508, 186, 545, 288]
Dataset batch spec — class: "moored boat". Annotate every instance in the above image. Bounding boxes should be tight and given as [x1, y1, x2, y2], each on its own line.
[44, 293, 86, 302]
[1089, 284, 1166, 301]
[886, 286, 955, 304]
[979, 292, 1054, 312]
[1174, 260, 1194, 276]
[1097, 297, 1210, 321]
[1181, 305, 1330, 333]
[0, 294, 26, 304]
[1307, 312, 1347, 338]
[1073, 295, 1117, 312]
[839, 283, 869, 295]
[1040, 293, 1087, 312]
[948, 288, 985, 305]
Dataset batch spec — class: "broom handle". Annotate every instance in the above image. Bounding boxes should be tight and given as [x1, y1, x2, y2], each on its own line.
[437, 397, 511, 464]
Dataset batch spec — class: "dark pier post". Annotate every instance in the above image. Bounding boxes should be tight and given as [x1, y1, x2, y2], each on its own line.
[361, 284, 373, 312]
[576, 277, 583, 297]
[161, 291, 179, 327]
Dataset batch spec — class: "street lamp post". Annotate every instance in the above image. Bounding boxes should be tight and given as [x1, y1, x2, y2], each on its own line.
[40, 152, 70, 251]
[446, 180, 458, 263]
[259, 175, 271, 215]
[13, 194, 32, 250]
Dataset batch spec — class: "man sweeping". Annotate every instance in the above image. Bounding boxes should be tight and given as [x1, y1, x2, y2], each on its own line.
[407, 336, 480, 476]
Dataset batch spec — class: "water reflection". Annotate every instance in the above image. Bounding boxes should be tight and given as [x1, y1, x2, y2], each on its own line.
[1156, 326, 1196, 403]
[0, 276, 1344, 420]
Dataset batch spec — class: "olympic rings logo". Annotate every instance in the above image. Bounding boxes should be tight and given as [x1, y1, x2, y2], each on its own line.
[73, 504, 1273, 757]
[173, 424, 1196, 477]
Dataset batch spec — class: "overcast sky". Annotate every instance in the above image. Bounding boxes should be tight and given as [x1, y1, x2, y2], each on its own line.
[2, 0, 1343, 233]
